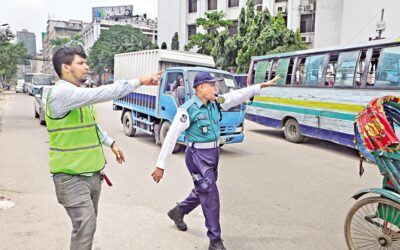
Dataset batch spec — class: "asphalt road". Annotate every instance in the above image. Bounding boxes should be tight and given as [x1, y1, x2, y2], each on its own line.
[0, 92, 381, 249]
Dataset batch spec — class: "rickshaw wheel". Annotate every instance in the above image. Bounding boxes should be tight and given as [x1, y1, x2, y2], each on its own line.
[345, 196, 400, 250]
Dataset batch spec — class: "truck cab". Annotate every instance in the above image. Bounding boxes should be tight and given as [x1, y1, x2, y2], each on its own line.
[158, 67, 245, 147]
[114, 66, 245, 152]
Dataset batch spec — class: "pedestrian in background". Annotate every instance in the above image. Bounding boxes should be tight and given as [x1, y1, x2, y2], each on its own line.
[151, 71, 279, 250]
[47, 47, 161, 250]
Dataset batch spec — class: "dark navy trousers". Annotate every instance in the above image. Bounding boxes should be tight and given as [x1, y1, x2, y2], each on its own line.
[178, 146, 221, 241]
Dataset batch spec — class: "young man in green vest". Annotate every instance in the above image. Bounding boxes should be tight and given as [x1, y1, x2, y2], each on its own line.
[47, 47, 160, 250]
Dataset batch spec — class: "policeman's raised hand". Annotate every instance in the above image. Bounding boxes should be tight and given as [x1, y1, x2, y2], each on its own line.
[151, 167, 164, 183]
[111, 143, 125, 164]
[260, 75, 280, 88]
[139, 71, 163, 86]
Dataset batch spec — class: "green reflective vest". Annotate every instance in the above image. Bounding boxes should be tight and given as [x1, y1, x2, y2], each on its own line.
[45, 95, 105, 174]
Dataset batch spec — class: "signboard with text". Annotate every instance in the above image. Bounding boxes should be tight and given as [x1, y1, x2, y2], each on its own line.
[92, 5, 133, 21]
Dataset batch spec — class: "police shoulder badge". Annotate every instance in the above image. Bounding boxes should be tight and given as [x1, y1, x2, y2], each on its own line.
[180, 114, 187, 123]
[216, 95, 225, 104]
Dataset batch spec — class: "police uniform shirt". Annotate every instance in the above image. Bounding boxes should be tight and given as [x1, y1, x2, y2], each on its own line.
[156, 84, 261, 169]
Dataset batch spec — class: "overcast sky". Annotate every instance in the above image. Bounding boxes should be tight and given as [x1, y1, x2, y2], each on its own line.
[0, 0, 158, 50]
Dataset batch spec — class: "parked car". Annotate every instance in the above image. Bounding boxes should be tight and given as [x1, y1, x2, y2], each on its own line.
[16, 80, 24, 93]
[34, 86, 52, 125]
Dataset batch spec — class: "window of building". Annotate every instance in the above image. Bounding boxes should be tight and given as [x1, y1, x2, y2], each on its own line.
[228, 0, 239, 8]
[188, 0, 197, 13]
[229, 20, 238, 36]
[255, 0, 263, 11]
[300, 14, 315, 33]
[188, 25, 197, 39]
[208, 0, 217, 10]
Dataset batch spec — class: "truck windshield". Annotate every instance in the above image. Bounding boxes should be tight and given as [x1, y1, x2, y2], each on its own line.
[187, 71, 238, 96]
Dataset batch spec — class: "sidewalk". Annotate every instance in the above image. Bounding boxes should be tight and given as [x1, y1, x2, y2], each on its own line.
[0, 90, 14, 132]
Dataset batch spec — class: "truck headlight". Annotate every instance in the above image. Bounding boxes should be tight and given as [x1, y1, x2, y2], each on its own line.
[235, 126, 243, 133]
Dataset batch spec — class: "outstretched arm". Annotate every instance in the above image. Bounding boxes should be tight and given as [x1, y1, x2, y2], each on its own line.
[220, 76, 280, 111]
[151, 108, 190, 183]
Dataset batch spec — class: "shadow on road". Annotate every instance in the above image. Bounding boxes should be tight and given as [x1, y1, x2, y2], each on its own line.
[249, 128, 360, 160]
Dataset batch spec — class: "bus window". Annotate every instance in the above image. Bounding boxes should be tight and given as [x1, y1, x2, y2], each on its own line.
[325, 53, 339, 87]
[355, 50, 368, 86]
[367, 48, 381, 86]
[303, 54, 326, 86]
[335, 51, 360, 87]
[275, 58, 291, 85]
[254, 60, 270, 83]
[375, 47, 400, 87]
[295, 58, 306, 85]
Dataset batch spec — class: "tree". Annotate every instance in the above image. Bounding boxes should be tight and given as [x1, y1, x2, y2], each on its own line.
[185, 11, 232, 55]
[161, 42, 167, 49]
[50, 34, 84, 52]
[87, 25, 156, 79]
[0, 31, 29, 83]
[171, 32, 179, 50]
[236, 8, 305, 73]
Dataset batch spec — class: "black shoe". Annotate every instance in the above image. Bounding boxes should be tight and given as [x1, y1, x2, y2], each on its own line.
[167, 205, 187, 231]
[209, 239, 226, 250]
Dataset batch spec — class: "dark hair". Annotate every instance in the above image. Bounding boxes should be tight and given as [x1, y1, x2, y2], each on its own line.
[52, 47, 87, 78]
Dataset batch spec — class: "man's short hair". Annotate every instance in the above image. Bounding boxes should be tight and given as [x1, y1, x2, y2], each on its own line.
[52, 47, 87, 78]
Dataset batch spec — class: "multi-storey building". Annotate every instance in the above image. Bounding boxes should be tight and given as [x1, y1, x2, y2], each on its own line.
[81, 14, 158, 53]
[16, 29, 36, 58]
[42, 20, 88, 78]
[158, 0, 400, 50]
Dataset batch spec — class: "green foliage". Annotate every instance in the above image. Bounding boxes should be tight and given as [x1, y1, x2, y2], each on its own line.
[235, 6, 306, 73]
[161, 42, 167, 49]
[50, 34, 84, 51]
[184, 0, 306, 73]
[185, 11, 232, 55]
[0, 33, 29, 82]
[87, 25, 156, 75]
[171, 32, 179, 50]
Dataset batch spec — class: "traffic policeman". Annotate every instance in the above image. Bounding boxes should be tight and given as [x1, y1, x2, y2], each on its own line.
[151, 71, 279, 250]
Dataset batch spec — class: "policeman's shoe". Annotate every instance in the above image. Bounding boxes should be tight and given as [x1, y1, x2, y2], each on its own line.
[167, 205, 187, 231]
[209, 239, 226, 250]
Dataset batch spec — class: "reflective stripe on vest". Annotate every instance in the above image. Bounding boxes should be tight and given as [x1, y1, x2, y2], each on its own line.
[46, 92, 105, 174]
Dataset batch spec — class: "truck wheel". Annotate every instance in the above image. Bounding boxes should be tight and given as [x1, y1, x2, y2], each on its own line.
[123, 111, 136, 137]
[34, 108, 39, 118]
[160, 121, 181, 153]
[283, 118, 304, 143]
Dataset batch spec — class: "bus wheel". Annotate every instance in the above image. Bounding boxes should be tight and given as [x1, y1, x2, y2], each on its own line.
[123, 111, 136, 137]
[284, 118, 304, 143]
[160, 121, 181, 153]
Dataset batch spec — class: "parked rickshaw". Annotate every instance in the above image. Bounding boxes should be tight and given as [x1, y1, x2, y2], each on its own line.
[345, 96, 400, 249]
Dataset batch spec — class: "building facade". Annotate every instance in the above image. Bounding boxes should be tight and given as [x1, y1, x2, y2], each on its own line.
[16, 29, 36, 57]
[158, 0, 400, 51]
[81, 14, 158, 53]
[42, 20, 88, 78]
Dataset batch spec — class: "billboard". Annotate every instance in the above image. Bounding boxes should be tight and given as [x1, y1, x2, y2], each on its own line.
[92, 5, 133, 21]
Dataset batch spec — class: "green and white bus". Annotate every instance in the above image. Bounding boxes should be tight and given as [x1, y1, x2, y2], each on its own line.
[246, 38, 400, 147]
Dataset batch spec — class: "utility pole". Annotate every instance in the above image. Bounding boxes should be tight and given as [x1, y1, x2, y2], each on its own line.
[376, 8, 385, 40]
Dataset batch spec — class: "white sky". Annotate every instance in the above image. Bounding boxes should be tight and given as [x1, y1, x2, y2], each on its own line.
[0, 0, 158, 50]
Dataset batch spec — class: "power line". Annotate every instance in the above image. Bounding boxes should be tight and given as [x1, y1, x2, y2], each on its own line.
[346, 10, 381, 43]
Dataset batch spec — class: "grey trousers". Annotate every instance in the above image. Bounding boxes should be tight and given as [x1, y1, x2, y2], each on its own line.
[53, 173, 102, 250]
